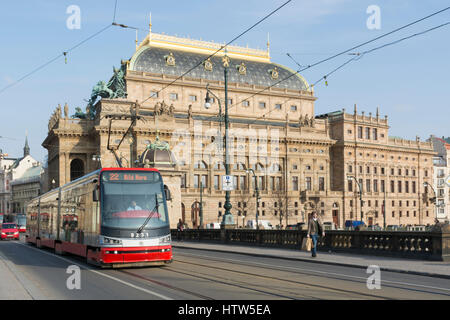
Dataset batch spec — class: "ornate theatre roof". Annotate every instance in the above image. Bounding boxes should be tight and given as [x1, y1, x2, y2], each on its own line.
[128, 31, 310, 92]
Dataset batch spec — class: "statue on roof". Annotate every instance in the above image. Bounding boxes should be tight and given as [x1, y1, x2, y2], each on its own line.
[71, 107, 87, 119]
[73, 63, 128, 120]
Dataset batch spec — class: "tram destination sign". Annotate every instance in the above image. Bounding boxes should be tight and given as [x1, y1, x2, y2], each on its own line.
[103, 171, 158, 182]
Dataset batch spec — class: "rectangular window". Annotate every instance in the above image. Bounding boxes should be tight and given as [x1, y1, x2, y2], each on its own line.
[366, 179, 371, 192]
[259, 176, 265, 191]
[150, 91, 159, 98]
[290, 105, 297, 111]
[319, 177, 325, 191]
[292, 176, 298, 191]
[227, 98, 233, 105]
[405, 181, 409, 193]
[381, 167, 385, 175]
[390, 180, 395, 193]
[274, 104, 282, 110]
[243, 100, 250, 107]
[373, 128, 378, 140]
[398, 181, 402, 193]
[381, 180, 385, 193]
[412, 181, 416, 193]
[258, 101, 265, 109]
[358, 126, 363, 139]
[233, 175, 238, 190]
[373, 179, 378, 193]
[306, 177, 312, 191]
[189, 95, 197, 102]
[170, 93, 178, 100]
[348, 165, 353, 173]
[348, 180, 353, 192]
[270, 177, 275, 190]
[276, 177, 282, 191]
[194, 174, 200, 188]
[240, 176, 246, 190]
[181, 173, 187, 188]
[214, 175, 220, 190]
[201, 175, 208, 188]
[366, 166, 370, 174]
[365, 127, 370, 139]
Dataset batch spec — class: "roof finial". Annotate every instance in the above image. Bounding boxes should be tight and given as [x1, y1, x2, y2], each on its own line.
[376, 106, 380, 118]
[354, 103, 357, 115]
[24, 131, 30, 157]
[149, 12, 152, 33]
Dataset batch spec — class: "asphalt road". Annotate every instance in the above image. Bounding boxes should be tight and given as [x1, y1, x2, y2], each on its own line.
[1, 236, 450, 300]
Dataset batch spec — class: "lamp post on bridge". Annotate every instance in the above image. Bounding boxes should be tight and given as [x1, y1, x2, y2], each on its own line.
[204, 50, 234, 228]
[347, 175, 364, 223]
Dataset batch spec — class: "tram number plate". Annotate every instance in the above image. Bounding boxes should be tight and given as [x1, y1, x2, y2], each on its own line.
[130, 232, 149, 238]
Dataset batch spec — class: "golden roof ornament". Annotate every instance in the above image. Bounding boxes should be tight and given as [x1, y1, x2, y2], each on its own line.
[165, 52, 176, 66]
[269, 66, 279, 80]
[237, 62, 247, 75]
[204, 58, 213, 71]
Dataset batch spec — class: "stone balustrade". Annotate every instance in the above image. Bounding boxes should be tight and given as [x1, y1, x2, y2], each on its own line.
[171, 227, 450, 261]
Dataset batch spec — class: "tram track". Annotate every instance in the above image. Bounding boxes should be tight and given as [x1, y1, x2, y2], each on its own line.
[172, 251, 450, 299]
[169, 257, 388, 300]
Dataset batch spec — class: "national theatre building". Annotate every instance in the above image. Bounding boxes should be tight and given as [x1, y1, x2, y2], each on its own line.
[43, 26, 436, 229]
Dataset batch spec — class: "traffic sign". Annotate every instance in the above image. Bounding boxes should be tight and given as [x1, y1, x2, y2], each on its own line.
[446, 175, 450, 188]
[222, 175, 234, 191]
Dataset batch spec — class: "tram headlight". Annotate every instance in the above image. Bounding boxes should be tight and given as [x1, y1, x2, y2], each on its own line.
[159, 234, 171, 244]
[100, 236, 122, 245]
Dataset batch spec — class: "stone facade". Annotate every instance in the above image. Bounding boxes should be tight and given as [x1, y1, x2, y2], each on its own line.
[42, 30, 436, 229]
[428, 135, 450, 222]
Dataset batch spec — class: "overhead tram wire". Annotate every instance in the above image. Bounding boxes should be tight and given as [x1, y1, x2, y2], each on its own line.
[207, 5, 450, 118]
[0, 0, 119, 96]
[206, 20, 450, 130]
[310, 20, 450, 89]
[118, 0, 293, 106]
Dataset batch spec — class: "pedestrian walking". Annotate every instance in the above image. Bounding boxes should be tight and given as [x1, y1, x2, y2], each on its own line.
[307, 211, 325, 258]
[177, 218, 184, 241]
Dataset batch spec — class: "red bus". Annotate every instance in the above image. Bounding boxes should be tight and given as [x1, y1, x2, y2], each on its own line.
[26, 168, 172, 268]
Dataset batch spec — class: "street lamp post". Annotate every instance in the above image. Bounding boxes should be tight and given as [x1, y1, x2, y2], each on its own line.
[423, 181, 438, 221]
[204, 52, 234, 228]
[200, 181, 204, 229]
[348, 176, 363, 222]
[246, 168, 260, 230]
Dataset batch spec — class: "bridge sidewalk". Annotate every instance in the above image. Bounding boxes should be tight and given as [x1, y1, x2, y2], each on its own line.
[172, 240, 450, 279]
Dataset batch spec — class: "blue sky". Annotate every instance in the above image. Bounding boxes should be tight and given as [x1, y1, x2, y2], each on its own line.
[0, 0, 449, 162]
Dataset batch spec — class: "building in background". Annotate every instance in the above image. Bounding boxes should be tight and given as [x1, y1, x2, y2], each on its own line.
[10, 163, 44, 216]
[428, 135, 450, 222]
[0, 137, 41, 219]
[42, 26, 436, 228]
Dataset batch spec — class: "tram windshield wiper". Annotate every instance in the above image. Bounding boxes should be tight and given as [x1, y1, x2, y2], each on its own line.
[136, 194, 159, 234]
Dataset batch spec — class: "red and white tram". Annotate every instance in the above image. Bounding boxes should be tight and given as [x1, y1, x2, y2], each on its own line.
[26, 168, 172, 267]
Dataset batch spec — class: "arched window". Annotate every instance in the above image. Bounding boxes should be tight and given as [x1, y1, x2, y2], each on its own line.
[70, 159, 84, 181]
[214, 161, 224, 170]
[194, 160, 208, 169]
[271, 163, 281, 172]
[233, 162, 246, 170]
[253, 163, 264, 172]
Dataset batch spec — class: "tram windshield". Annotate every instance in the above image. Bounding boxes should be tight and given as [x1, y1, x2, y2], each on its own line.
[16, 215, 26, 226]
[100, 170, 169, 230]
